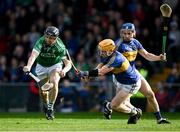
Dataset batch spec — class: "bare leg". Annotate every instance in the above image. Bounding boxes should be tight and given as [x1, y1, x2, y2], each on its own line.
[123, 98, 136, 109]
[121, 76, 160, 112]
[48, 70, 61, 110]
[39, 77, 49, 108]
[40, 90, 49, 106]
[139, 77, 160, 112]
[138, 76, 170, 123]
[45, 70, 60, 120]
[111, 89, 135, 114]
[110, 89, 142, 124]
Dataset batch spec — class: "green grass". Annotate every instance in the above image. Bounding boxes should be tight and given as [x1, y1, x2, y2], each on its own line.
[0, 112, 180, 131]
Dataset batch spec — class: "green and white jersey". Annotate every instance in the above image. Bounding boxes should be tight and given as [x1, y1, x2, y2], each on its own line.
[33, 36, 66, 67]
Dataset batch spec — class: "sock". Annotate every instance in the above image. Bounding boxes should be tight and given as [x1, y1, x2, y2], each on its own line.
[48, 102, 54, 111]
[43, 102, 48, 108]
[154, 111, 162, 120]
[107, 102, 112, 109]
[130, 107, 137, 115]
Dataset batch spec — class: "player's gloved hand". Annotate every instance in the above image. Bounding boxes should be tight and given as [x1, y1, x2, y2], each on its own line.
[160, 53, 166, 61]
[23, 66, 30, 74]
[76, 71, 89, 82]
[76, 70, 89, 78]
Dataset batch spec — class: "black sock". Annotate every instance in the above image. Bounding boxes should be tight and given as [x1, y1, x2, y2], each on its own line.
[154, 111, 162, 120]
[43, 102, 48, 108]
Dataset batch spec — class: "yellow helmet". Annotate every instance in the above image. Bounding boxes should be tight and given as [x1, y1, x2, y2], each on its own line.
[98, 39, 116, 57]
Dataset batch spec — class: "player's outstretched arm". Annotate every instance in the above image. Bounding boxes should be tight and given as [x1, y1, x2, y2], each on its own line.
[77, 65, 114, 78]
[23, 50, 39, 72]
[138, 49, 166, 61]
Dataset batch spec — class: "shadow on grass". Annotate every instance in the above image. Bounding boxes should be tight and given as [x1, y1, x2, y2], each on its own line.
[0, 112, 128, 119]
[0, 112, 178, 120]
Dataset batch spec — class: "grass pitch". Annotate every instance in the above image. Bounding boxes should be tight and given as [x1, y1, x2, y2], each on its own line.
[0, 112, 180, 131]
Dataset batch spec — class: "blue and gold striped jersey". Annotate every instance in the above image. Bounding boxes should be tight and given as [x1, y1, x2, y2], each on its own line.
[115, 38, 144, 69]
[100, 51, 140, 84]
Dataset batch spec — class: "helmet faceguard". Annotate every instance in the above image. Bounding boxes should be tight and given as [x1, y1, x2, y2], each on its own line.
[120, 23, 136, 38]
[121, 23, 135, 31]
[44, 26, 59, 38]
[98, 39, 116, 57]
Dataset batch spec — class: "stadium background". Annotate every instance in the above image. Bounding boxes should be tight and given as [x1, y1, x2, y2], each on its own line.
[0, 0, 180, 113]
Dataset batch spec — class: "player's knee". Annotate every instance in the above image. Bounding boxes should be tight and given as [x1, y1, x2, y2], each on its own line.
[48, 81, 58, 89]
[51, 76, 60, 82]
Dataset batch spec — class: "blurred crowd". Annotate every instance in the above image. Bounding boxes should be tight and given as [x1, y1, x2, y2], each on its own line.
[156, 64, 180, 112]
[0, 0, 180, 112]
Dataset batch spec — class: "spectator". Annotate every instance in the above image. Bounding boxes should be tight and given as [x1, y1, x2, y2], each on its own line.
[0, 55, 7, 82]
[59, 79, 78, 112]
[27, 80, 40, 112]
[155, 82, 170, 112]
[168, 21, 180, 62]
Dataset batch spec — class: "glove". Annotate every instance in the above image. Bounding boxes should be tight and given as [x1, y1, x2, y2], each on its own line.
[76, 71, 89, 78]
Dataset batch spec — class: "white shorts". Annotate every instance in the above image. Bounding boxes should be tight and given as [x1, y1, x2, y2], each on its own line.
[112, 75, 141, 94]
[35, 62, 63, 80]
[135, 69, 144, 79]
